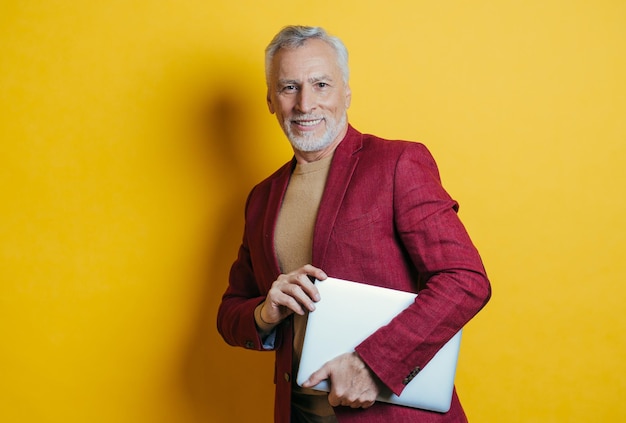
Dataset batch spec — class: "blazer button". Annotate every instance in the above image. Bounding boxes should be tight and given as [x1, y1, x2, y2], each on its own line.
[402, 366, 421, 385]
[284, 373, 290, 382]
[244, 341, 254, 349]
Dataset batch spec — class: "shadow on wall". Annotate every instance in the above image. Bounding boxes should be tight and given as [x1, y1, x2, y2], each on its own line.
[176, 64, 277, 422]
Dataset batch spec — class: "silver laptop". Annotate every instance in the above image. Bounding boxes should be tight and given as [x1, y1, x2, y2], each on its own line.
[296, 277, 462, 413]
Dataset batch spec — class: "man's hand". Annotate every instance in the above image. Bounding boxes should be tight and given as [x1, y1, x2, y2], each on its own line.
[258, 264, 327, 326]
[302, 352, 381, 409]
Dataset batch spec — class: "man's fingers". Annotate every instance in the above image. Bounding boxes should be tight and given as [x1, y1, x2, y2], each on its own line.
[361, 400, 375, 409]
[302, 264, 328, 283]
[266, 290, 306, 318]
[263, 265, 327, 323]
[280, 282, 317, 313]
[291, 270, 322, 303]
[301, 365, 329, 388]
[309, 352, 380, 409]
[328, 394, 341, 408]
[279, 270, 321, 310]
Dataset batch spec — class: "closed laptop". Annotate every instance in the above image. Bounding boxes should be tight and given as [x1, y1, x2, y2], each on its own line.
[296, 277, 462, 413]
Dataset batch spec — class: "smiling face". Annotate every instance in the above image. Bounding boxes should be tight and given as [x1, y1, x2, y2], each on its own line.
[267, 38, 351, 162]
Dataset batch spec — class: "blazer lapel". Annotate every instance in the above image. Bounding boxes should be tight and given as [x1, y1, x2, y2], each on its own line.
[263, 160, 295, 277]
[313, 126, 363, 268]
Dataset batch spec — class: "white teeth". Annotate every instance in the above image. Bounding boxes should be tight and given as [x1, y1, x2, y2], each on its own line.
[297, 119, 322, 127]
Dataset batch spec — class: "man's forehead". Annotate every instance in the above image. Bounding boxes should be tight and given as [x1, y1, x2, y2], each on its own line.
[272, 44, 340, 79]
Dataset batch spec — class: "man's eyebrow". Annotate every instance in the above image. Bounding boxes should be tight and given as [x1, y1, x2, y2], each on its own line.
[309, 75, 333, 83]
[277, 78, 300, 86]
[277, 75, 334, 85]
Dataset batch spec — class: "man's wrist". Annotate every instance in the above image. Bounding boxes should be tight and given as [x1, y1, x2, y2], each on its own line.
[254, 302, 277, 333]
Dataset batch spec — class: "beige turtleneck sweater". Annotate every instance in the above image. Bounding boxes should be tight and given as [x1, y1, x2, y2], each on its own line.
[274, 155, 335, 418]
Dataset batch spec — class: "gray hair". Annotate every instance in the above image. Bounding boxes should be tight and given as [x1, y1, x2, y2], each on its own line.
[265, 25, 350, 86]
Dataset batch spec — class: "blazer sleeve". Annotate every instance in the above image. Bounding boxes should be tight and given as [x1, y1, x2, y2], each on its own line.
[354, 142, 491, 396]
[217, 188, 279, 352]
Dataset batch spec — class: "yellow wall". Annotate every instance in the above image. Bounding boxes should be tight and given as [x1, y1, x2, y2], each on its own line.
[1, 1, 624, 422]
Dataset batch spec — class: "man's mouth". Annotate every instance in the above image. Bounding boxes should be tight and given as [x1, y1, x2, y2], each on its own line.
[293, 118, 323, 127]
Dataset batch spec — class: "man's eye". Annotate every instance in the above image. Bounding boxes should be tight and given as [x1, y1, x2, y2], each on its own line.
[282, 85, 297, 92]
[317, 82, 328, 88]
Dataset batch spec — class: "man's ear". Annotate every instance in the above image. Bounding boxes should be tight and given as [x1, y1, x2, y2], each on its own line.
[267, 90, 275, 114]
[345, 85, 352, 109]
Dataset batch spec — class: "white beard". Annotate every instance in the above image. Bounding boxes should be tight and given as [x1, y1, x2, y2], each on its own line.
[283, 113, 347, 152]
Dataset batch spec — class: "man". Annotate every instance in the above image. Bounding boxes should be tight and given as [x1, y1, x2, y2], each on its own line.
[217, 25, 491, 423]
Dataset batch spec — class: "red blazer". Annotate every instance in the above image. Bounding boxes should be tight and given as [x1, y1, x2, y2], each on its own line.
[218, 125, 491, 423]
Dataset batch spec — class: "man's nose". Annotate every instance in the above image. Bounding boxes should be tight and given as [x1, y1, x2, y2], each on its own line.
[295, 85, 315, 114]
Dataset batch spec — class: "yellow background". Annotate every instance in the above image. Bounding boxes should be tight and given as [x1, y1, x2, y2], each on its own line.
[1, 1, 624, 422]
